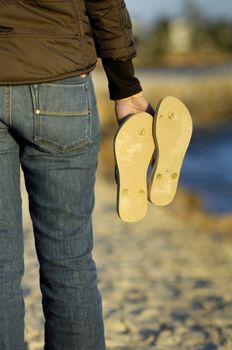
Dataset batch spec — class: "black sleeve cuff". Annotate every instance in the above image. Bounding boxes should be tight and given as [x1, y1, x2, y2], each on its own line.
[102, 58, 142, 100]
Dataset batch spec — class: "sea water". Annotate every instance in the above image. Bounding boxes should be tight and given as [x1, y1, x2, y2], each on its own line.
[180, 124, 232, 214]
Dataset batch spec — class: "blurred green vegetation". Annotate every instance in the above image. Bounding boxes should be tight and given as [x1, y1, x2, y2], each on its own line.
[133, 1, 232, 67]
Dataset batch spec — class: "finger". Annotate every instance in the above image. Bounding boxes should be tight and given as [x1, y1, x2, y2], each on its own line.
[117, 113, 135, 126]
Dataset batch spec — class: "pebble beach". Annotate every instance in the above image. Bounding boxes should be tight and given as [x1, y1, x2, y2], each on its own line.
[21, 168, 232, 350]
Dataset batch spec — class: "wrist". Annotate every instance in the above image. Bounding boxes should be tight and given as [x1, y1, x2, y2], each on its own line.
[115, 92, 143, 102]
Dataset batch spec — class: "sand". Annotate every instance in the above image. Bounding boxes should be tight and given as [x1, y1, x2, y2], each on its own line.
[20, 168, 232, 350]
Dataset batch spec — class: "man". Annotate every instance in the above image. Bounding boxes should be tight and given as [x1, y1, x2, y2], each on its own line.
[0, 0, 152, 349]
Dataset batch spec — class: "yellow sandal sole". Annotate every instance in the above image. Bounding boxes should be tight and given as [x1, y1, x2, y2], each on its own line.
[148, 96, 193, 206]
[114, 112, 154, 222]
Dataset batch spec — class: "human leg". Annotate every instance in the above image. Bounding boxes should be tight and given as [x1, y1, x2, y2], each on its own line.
[0, 89, 26, 350]
[21, 75, 105, 350]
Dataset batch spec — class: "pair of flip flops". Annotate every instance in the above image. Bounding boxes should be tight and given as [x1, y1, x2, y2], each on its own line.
[113, 96, 193, 222]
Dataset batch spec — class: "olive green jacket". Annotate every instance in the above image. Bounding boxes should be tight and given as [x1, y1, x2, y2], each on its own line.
[0, 0, 136, 85]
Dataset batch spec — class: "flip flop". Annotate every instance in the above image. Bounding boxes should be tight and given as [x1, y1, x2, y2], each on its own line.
[148, 96, 193, 206]
[114, 112, 154, 222]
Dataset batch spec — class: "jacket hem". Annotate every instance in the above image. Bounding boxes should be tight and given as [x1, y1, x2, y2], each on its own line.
[0, 64, 97, 85]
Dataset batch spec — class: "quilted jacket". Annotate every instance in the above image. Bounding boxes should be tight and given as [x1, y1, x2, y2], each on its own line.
[0, 0, 137, 85]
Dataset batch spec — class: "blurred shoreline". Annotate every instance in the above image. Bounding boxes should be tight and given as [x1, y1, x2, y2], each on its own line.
[94, 62, 232, 129]
[134, 52, 232, 69]
[93, 63, 232, 235]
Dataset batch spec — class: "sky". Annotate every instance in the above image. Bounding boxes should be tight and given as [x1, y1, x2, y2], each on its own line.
[125, 0, 232, 25]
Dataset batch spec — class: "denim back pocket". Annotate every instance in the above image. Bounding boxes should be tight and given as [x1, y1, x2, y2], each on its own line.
[30, 77, 91, 153]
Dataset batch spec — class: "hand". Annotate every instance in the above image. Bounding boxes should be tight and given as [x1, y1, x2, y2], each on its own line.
[114, 93, 155, 121]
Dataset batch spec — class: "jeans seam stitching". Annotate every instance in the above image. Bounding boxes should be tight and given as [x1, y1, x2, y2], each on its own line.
[38, 111, 90, 116]
[35, 136, 90, 152]
[4, 87, 11, 127]
[9, 86, 12, 127]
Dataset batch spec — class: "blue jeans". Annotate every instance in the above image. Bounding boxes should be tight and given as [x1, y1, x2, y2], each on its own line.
[0, 74, 106, 350]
